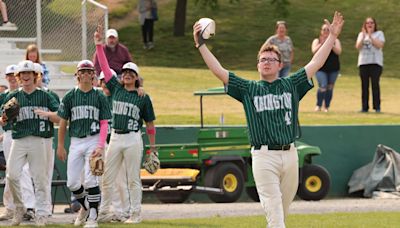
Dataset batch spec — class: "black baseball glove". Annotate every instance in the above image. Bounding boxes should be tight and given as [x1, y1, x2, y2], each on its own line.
[2, 97, 20, 122]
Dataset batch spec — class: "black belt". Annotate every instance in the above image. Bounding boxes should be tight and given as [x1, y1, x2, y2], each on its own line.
[114, 130, 131, 134]
[253, 144, 291, 151]
[114, 129, 140, 134]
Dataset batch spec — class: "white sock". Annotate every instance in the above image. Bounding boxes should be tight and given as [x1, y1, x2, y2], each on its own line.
[88, 208, 97, 220]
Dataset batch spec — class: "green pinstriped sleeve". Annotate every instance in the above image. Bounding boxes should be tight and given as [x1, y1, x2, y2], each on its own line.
[141, 95, 155, 122]
[289, 68, 313, 100]
[227, 72, 250, 102]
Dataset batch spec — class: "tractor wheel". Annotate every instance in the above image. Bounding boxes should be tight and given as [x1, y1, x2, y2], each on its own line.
[155, 191, 191, 203]
[205, 163, 244, 203]
[246, 186, 260, 202]
[297, 164, 331, 201]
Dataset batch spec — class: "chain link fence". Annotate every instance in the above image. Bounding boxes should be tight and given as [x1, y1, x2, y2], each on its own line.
[0, 0, 107, 62]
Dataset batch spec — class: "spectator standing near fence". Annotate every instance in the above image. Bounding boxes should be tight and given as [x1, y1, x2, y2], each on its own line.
[25, 44, 51, 87]
[355, 17, 385, 113]
[138, 0, 157, 50]
[265, 21, 294, 78]
[311, 23, 342, 112]
[0, 0, 16, 28]
[93, 28, 133, 79]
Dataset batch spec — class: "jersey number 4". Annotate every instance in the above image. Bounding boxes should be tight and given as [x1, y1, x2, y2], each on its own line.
[285, 111, 292, 125]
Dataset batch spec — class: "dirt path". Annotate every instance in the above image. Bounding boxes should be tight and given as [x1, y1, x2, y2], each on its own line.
[1, 198, 400, 225]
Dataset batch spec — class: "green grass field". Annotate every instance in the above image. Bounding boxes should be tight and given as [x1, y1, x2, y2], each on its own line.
[115, 0, 400, 79]
[138, 66, 400, 125]
[15, 212, 400, 228]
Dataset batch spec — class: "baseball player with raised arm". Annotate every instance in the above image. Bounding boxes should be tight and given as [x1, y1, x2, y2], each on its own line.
[33, 63, 61, 217]
[94, 26, 156, 224]
[97, 71, 131, 222]
[193, 12, 343, 228]
[57, 60, 111, 228]
[0, 64, 36, 222]
[0, 60, 60, 226]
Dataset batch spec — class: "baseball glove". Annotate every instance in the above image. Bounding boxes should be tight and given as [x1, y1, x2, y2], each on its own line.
[89, 156, 104, 176]
[143, 149, 160, 174]
[2, 97, 20, 122]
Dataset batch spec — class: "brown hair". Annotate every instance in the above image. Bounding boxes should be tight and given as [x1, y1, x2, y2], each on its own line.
[362, 17, 378, 32]
[257, 43, 282, 62]
[15, 71, 38, 84]
[25, 44, 42, 63]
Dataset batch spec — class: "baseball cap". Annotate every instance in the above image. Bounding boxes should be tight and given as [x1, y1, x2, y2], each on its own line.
[33, 63, 44, 74]
[106, 29, 118, 38]
[16, 60, 35, 74]
[77, 60, 95, 71]
[5, 64, 18, 75]
[98, 69, 117, 80]
[198, 18, 216, 39]
[122, 62, 139, 76]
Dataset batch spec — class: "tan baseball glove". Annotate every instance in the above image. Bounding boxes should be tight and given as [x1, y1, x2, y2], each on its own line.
[90, 156, 104, 176]
[2, 97, 20, 122]
[143, 149, 160, 174]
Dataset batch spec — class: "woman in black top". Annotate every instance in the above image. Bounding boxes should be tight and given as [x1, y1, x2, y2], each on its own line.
[311, 23, 342, 112]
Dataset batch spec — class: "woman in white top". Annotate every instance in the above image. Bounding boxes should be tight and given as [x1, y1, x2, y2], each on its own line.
[355, 17, 385, 113]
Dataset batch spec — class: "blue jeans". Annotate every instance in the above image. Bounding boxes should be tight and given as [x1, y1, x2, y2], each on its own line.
[279, 64, 291, 78]
[316, 70, 339, 108]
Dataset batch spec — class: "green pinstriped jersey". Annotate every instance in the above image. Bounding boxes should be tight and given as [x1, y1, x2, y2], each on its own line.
[106, 77, 155, 132]
[58, 87, 112, 138]
[43, 87, 60, 137]
[227, 68, 313, 146]
[106, 95, 112, 135]
[4, 88, 59, 139]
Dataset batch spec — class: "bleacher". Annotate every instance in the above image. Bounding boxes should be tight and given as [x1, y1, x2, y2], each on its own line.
[0, 37, 76, 98]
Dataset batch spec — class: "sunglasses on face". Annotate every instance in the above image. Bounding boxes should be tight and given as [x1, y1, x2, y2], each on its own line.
[78, 69, 94, 74]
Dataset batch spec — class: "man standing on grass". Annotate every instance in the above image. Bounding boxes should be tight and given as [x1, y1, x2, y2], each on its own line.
[193, 12, 344, 227]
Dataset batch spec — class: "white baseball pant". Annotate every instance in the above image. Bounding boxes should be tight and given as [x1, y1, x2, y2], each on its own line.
[67, 135, 100, 191]
[7, 136, 49, 216]
[251, 144, 298, 228]
[100, 130, 143, 216]
[44, 137, 54, 215]
[110, 158, 130, 218]
[2, 130, 35, 211]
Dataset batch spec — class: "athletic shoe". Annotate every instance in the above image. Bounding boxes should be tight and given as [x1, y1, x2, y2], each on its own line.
[23, 208, 35, 221]
[0, 209, 14, 221]
[97, 212, 114, 223]
[11, 207, 25, 226]
[124, 212, 142, 224]
[2, 22, 16, 27]
[35, 215, 47, 226]
[84, 218, 98, 228]
[74, 208, 89, 226]
[147, 42, 155, 50]
[113, 214, 129, 223]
